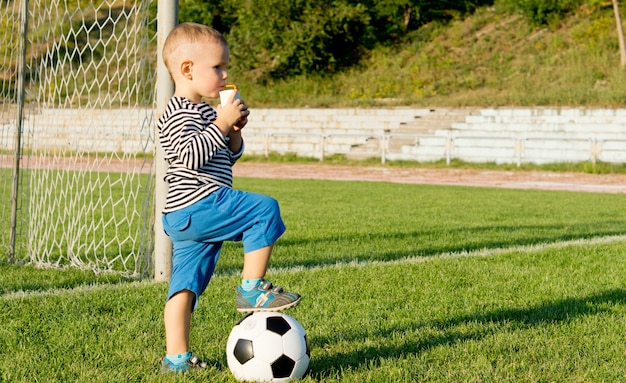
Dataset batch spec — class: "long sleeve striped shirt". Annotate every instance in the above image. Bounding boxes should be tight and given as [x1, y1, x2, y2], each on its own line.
[157, 96, 244, 213]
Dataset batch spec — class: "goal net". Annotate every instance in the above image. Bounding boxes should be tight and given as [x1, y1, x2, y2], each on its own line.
[0, 0, 157, 277]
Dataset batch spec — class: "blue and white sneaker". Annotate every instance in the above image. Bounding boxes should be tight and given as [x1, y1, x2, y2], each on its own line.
[161, 353, 208, 373]
[236, 279, 301, 313]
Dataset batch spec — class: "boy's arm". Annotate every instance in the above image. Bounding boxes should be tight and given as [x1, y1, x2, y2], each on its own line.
[162, 108, 229, 169]
[228, 129, 243, 154]
[227, 110, 248, 154]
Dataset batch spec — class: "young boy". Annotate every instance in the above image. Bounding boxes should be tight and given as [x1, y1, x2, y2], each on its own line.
[157, 22, 301, 373]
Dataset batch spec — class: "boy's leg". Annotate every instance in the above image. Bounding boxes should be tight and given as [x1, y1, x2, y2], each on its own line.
[162, 289, 210, 373]
[237, 245, 301, 313]
[163, 240, 220, 353]
[231, 191, 301, 312]
[164, 189, 301, 313]
[162, 202, 222, 372]
[164, 289, 194, 355]
[242, 244, 272, 279]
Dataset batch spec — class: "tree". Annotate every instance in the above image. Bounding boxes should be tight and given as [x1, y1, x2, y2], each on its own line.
[613, 0, 626, 68]
[226, 0, 372, 81]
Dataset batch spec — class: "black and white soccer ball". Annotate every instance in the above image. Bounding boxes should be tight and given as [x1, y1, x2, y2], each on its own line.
[226, 312, 310, 382]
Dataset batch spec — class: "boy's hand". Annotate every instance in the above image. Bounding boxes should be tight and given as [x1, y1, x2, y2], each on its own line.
[215, 92, 249, 134]
[233, 106, 249, 131]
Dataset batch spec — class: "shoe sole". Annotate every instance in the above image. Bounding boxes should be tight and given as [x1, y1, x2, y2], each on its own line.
[236, 296, 302, 313]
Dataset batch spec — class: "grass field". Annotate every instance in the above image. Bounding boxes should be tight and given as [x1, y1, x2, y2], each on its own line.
[2, 176, 626, 382]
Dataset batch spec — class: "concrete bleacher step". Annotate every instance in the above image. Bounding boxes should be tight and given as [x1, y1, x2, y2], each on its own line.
[250, 108, 422, 135]
[394, 108, 479, 135]
[447, 107, 626, 141]
[383, 108, 477, 153]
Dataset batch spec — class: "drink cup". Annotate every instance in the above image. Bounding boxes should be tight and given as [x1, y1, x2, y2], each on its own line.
[220, 85, 240, 107]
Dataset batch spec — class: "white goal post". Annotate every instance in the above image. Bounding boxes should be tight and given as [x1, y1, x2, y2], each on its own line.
[154, 0, 176, 281]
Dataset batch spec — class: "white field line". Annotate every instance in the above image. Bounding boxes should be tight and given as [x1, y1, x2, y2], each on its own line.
[3, 234, 626, 300]
[265, 233, 626, 274]
[0, 280, 159, 301]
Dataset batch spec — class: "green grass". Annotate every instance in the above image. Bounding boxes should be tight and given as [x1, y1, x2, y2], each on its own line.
[240, 153, 626, 175]
[2, 177, 626, 382]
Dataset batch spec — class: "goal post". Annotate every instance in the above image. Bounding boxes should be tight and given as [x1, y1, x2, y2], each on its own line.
[154, 0, 178, 281]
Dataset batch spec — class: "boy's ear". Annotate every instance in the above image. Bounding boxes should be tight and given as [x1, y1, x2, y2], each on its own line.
[180, 60, 193, 79]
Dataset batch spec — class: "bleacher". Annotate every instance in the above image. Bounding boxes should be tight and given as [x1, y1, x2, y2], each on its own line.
[4, 107, 626, 165]
[439, 108, 626, 164]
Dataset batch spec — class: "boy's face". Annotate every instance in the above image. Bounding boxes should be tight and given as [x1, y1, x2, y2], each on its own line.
[180, 40, 229, 102]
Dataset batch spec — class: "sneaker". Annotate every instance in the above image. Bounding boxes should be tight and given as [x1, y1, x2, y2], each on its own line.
[161, 353, 208, 373]
[236, 279, 302, 313]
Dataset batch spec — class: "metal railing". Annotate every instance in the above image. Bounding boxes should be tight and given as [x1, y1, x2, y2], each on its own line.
[242, 132, 626, 166]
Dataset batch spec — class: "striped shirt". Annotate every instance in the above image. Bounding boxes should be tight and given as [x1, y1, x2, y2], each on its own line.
[157, 96, 244, 213]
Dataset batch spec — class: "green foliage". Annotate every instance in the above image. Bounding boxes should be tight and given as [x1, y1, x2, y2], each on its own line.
[176, 1, 499, 83]
[3, 1, 624, 107]
[497, 0, 585, 25]
[234, 1, 626, 107]
[172, 0, 626, 107]
[224, 0, 372, 81]
[177, 0, 236, 32]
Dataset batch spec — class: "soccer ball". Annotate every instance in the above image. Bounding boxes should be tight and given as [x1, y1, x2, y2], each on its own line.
[226, 312, 310, 382]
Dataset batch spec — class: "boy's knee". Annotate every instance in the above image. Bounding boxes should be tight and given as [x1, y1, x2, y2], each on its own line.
[265, 196, 280, 212]
[255, 194, 281, 216]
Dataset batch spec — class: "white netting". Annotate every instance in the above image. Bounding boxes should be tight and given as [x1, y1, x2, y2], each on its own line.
[1, 0, 157, 277]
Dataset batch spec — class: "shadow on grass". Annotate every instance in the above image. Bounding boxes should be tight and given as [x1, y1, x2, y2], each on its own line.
[270, 221, 626, 268]
[0, 264, 134, 296]
[308, 288, 626, 378]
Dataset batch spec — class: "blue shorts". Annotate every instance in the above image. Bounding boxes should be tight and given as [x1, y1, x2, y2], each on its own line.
[162, 188, 286, 309]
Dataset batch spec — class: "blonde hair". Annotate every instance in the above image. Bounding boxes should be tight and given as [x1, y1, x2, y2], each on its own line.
[162, 22, 227, 74]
